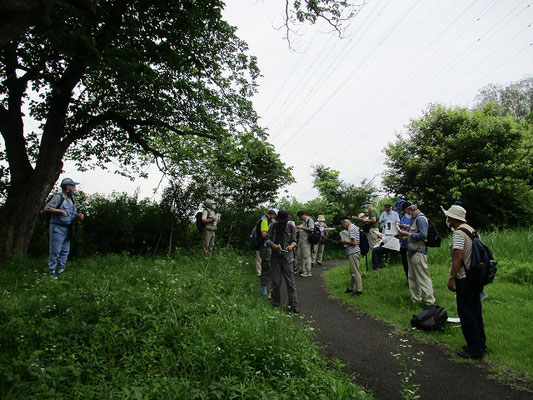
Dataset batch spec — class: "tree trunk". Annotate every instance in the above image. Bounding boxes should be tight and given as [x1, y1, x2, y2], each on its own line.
[0, 157, 63, 262]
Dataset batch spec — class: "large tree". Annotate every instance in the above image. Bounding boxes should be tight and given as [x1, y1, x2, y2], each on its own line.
[0, 0, 262, 260]
[383, 104, 533, 230]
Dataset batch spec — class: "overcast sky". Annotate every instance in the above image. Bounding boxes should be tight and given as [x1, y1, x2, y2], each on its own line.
[64, 0, 533, 202]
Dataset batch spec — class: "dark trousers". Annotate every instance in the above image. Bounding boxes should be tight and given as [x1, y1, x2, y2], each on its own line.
[456, 278, 486, 353]
[371, 244, 395, 269]
[271, 256, 298, 308]
[400, 247, 409, 279]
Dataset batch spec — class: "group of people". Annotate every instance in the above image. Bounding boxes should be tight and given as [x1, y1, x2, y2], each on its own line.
[44, 180, 487, 360]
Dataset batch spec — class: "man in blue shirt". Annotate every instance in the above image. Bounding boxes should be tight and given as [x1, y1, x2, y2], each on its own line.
[398, 204, 435, 305]
[44, 178, 84, 278]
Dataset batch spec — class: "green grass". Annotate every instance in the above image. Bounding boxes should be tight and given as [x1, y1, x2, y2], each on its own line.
[0, 250, 371, 399]
[324, 228, 533, 388]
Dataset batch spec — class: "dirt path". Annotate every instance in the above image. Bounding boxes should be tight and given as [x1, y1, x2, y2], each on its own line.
[288, 259, 530, 400]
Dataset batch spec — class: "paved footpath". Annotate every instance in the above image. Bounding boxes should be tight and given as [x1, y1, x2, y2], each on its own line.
[287, 259, 531, 400]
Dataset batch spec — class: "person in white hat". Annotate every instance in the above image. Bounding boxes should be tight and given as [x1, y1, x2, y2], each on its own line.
[312, 215, 328, 267]
[43, 177, 84, 278]
[201, 199, 219, 258]
[442, 204, 486, 359]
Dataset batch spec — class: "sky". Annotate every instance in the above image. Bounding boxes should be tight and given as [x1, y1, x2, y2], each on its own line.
[63, 0, 533, 202]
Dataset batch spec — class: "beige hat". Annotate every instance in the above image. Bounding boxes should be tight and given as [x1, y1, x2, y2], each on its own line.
[441, 205, 467, 222]
[317, 215, 326, 222]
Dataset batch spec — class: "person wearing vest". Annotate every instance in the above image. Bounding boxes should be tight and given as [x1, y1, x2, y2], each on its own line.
[296, 210, 314, 277]
[340, 216, 363, 296]
[44, 178, 84, 278]
[398, 204, 435, 305]
[201, 199, 218, 258]
[258, 208, 279, 297]
[266, 209, 299, 313]
[442, 204, 486, 359]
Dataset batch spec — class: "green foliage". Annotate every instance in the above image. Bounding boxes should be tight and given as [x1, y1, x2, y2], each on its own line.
[324, 228, 533, 386]
[383, 104, 533, 230]
[475, 77, 533, 121]
[0, 250, 371, 399]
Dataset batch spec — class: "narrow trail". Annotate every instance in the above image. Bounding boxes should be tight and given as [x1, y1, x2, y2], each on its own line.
[286, 259, 530, 400]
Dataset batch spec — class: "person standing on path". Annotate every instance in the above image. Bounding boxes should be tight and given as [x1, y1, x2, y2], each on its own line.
[296, 210, 314, 277]
[267, 209, 299, 313]
[398, 204, 435, 305]
[442, 204, 487, 359]
[44, 178, 84, 279]
[201, 199, 219, 258]
[258, 208, 278, 297]
[339, 216, 363, 296]
[312, 215, 328, 268]
[362, 201, 380, 249]
[396, 200, 412, 280]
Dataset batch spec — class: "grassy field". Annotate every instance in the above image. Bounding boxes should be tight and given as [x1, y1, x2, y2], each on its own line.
[0, 250, 371, 399]
[324, 228, 533, 389]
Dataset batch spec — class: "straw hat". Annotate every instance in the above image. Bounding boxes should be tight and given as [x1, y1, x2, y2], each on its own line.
[317, 215, 326, 222]
[441, 205, 467, 222]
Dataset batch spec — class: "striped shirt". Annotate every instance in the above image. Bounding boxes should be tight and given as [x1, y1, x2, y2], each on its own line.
[346, 224, 360, 255]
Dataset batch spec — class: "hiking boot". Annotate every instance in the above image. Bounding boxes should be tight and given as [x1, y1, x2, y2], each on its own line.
[456, 350, 483, 360]
[344, 288, 353, 294]
[57, 268, 64, 275]
[290, 305, 299, 314]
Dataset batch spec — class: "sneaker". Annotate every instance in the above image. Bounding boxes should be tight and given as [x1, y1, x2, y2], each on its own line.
[344, 288, 353, 294]
[290, 305, 300, 314]
[456, 350, 483, 360]
[317, 262, 323, 267]
[50, 271, 58, 279]
[57, 268, 64, 275]
[301, 273, 312, 278]
[462, 345, 487, 354]
[260, 285, 267, 296]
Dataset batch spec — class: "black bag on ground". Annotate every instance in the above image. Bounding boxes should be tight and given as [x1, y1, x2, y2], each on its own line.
[359, 230, 370, 257]
[410, 305, 447, 331]
[457, 228, 497, 286]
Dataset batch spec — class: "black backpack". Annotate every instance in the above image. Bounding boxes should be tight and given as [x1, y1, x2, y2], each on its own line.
[195, 211, 205, 232]
[457, 228, 497, 286]
[414, 214, 441, 247]
[45, 194, 65, 228]
[308, 223, 322, 245]
[249, 219, 263, 250]
[410, 305, 447, 331]
[359, 229, 370, 256]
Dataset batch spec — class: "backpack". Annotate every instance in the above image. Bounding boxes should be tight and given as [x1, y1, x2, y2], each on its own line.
[195, 211, 205, 232]
[414, 214, 441, 247]
[249, 219, 263, 251]
[359, 229, 370, 257]
[45, 194, 65, 228]
[457, 228, 497, 287]
[410, 305, 448, 331]
[308, 223, 322, 245]
[319, 225, 327, 244]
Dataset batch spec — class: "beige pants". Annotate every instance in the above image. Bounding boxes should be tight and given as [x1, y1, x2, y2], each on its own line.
[348, 252, 362, 292]
[202, 229, 215, 258]
[407, 252, 435, 305]
[312, 242, 325, 264]
[298, 240, 312, 275]
[366, 229, 380, 249]
[255, 250, 262, 276]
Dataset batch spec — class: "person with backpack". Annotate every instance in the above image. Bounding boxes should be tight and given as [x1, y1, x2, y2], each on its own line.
[442, 204, 487, 359]
[257, 208, 278, 297]
[43, 178, 84, 279]
[201, 199, 219, 258]
[296, 210, 315, 278]
[312, 215, 328, 268]
[266, 209, 299, 313]
[398, 204, 436, 306]
[339, 216, 363, 296]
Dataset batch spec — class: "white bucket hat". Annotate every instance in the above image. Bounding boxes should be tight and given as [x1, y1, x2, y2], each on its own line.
[441, 205, 467, 222]
[317, 215, 326, 222]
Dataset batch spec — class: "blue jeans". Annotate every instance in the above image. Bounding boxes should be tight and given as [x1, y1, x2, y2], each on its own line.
[371, 244, 395, 269]
[48, 224, 70, 272]
[456, 278, 486, 353]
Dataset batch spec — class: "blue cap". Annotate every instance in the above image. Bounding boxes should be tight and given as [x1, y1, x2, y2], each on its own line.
[60, 178, 80, 187]
[362, 201, 372, 207]
[394, 199, 406, 211]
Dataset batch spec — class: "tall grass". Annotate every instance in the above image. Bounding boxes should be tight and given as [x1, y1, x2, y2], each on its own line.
[324, 228, 533, 388]
[0, 250, 371, 399]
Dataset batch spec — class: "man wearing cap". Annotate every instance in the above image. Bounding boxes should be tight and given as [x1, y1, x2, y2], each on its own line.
[44, 178, 84, 278]
[312, 215, 328, 268]
[267, 209, 299, 313]
[201, 200, 219, 258]
[361, 201, 380, 250]
[442, 204, 487, 359]
[257, 208, 278, 296]
[398, 204, 435, 305]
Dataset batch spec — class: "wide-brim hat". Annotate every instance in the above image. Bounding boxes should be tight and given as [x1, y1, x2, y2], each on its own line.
[441, 205, 467, 222]
[276, 209, 289, 223]
[317, 215, 326, 222]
